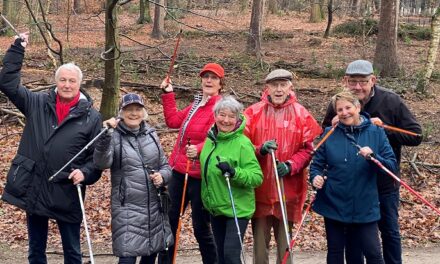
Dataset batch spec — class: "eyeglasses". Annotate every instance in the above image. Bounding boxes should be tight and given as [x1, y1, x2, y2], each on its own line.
[347, 79, 370, 86]
[201, 73, 220, 80]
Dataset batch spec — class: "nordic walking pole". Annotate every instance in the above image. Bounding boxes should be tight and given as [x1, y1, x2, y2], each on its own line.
[76, 184, 95, 264]
[282, 191, 316, 264]
[312, 126, 336, 153]
[373, 121, 422, 138]
[270, 151, 293, 264]
[172, 139, 191, 264]
[353, 143, 440, 216]
[369, 156, 440, 215]
[49, 127, 110, 182]
[165, 29, 183, 84]
[0, 12, 21, 38]
[216, 156, 246, 264]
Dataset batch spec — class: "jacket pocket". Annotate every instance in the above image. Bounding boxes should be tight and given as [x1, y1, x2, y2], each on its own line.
[5, 154, 35, 197]
[47, 183, 76, 212]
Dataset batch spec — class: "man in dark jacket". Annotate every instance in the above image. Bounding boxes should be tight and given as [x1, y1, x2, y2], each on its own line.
[0, 33, 103, 264]
[322, 60, 422, 264]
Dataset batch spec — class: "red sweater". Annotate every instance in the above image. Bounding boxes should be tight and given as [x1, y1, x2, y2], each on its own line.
[162, 92, 222, 178]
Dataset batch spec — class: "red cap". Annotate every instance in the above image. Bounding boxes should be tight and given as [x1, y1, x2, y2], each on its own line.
[199, 63, 225, 78]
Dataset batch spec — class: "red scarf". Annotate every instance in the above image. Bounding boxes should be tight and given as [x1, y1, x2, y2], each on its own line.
[56, 92, 80, 124]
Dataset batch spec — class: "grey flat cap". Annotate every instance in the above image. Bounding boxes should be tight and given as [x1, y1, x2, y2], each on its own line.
[345, 60, 374, 76]
[265, 69, 293, 83]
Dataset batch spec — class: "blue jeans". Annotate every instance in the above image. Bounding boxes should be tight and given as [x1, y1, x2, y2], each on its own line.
[324, 218, 384, 264]
[211, 215, 248, 264]
[27, 213, 81, 264]
[378, 190, 402, 264]
[163, 170, 217, 264]
[118, 253, 157, 264]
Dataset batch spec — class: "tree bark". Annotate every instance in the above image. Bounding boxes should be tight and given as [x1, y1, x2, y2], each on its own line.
[267, 0, 278, 14]
[1, 0, 11, 36]
[73, 0, 81, 14]
[101, 0, 120, 119]
[374, 0, 400, 77]
[416, 7, 440, 94]
[152, 0, 165, 39]
[137, 0, 152, 24]
[351, 0, 361, 16]
[324, 0, 333, 38]
[310, 1, 323, 23]
[247, 0, 264, 58]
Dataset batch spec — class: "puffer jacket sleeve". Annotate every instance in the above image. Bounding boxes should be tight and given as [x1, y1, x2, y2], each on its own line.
[161, 92, 192, 128]
[0, 39, 39, 116]
[231, 140, 263, 188]
[93, 131, 115, 170]
[152, 132, 172, 185]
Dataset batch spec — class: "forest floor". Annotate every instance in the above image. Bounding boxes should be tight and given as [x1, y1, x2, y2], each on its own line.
[0, 3, 439, 263]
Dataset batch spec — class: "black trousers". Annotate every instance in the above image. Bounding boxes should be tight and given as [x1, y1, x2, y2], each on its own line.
[324, 217, 384, 264]
[211, 215, 248, 264]
[163, 170, 217, 264]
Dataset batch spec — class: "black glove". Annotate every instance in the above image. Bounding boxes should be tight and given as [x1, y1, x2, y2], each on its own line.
[95, 131, 112, 152]
[260, 140, 278, 156]
[276, 161, 291, 178]
[216, 161, 235, 178]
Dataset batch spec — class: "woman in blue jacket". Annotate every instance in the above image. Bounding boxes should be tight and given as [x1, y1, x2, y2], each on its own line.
[310, 91, 397, 264]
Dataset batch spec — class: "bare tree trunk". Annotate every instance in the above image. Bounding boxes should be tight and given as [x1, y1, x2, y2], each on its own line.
[416, 7, 440, 94]
[152, 0, 165, 39]
[310, 1, 323, 22]
[137, 0, 152, 24]
[73, 0, 81, 13]
[247, 0, 264, 58]
[267, 0, 278, 14]
[101, 0, 120, 119]
[374, 0, 400, 77]
[1, 0, 11, 36]
[351, 0, 361, 16]
[324, 0, 333, 38]
[373, 0, 381, 13]
[280, 0, 290, 9]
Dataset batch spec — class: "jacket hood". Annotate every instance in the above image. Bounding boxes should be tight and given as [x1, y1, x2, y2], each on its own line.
[260, 89, 297, 108]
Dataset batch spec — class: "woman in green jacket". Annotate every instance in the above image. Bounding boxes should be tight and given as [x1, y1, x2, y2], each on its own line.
[200, 96, 263, 264]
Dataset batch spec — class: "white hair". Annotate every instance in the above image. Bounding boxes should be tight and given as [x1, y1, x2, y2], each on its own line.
[214, 96, 243, 119]
[55, 62, 83, 83]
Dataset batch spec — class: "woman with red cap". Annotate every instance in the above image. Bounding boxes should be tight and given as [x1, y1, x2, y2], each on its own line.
[159, 63, 224, 263]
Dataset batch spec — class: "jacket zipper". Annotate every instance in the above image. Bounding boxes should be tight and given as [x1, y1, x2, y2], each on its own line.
[203, 140, 217, 187]
[172, 94, 203, 166]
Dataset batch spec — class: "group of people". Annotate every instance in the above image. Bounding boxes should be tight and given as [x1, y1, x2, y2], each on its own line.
[0, 33, 421, 264]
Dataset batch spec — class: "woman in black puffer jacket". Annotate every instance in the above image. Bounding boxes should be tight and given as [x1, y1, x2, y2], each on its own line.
[94, 93, 172, 264]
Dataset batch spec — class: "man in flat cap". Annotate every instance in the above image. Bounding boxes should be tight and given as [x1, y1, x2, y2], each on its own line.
[322, 60, 422, 264]
[244, 69, 322, 264]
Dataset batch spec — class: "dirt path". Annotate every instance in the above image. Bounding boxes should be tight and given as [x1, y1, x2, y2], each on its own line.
[1, 243, 439, 263]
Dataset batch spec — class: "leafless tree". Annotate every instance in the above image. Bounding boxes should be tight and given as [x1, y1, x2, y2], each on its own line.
[374, 0, 400, 76]
[247, 0, 264, 59]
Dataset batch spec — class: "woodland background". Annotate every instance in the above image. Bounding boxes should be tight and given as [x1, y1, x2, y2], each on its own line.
[0, 0, 439, 262]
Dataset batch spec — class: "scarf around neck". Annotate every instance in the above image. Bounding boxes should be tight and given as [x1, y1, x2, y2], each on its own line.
[56, 92, 81, 124]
